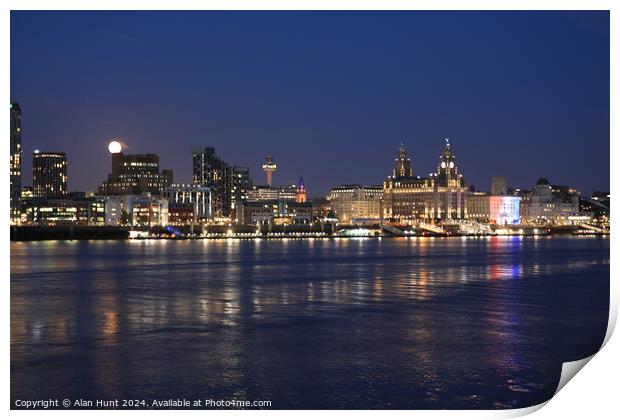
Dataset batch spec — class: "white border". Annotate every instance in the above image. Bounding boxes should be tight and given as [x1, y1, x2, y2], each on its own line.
[3, 2, 617, 419]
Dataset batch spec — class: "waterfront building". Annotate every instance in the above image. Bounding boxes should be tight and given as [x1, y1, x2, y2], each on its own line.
[232, 166, 252, 224]
[10, 102, 22, 224]
[326, 184, 383, 224]
[383, 140, 467, 223]
[192, 147, 252, 222]
[99, 145, 173, 196]
[104, 197, 124, 226]
[311, 197, 332, 221]
[125, 195, 169, 227]
[466, 192, 490, 222]
[466, 192, 521, 225]
[20, 186, 33, 223]
[168, 205, 196, 226]
[163, 184, 212, 221]
[243, 200, 313, 226]
[100, 194, 168, 227]
[521, 178, 581, 224]
[25, 197, 105, 226]
[32, 151, 67, 198]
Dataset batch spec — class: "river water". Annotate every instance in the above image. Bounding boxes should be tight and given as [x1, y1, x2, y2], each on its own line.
[10, 236, 609, 409]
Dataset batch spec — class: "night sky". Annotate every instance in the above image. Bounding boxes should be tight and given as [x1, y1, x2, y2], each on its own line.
[10, 11, 609, 196]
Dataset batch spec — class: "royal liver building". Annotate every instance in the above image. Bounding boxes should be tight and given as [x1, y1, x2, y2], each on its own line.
[383, 139, 467, 223]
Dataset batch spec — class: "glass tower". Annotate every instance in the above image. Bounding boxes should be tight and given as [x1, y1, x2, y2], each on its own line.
[10, 102, 22, 223]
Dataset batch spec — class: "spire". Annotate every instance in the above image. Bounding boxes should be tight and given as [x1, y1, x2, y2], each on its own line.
[393, 142, 413, 178]
[296, 176, 307, 203]
[437, 138, 458, 179]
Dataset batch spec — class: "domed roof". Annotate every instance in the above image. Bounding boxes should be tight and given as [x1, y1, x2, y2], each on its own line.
[536, 177, 550, 185]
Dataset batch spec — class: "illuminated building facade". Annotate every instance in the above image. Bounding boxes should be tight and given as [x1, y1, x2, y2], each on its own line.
[104, 198, 123, 226]
[383, 140, 467, 223]
[99, 151, 173, 196]
[466, 192, 490, 221]
[32, 151, 67, 198]
[168, 205, 196, 226]
[232, 166, 252, 224]
[243, 200, 313, 226]
[26, 198, 105, 226]
[521, 178, 581, 224]
[466, 193, 521, 225]
[163, 184, 212, 221]
[296, 177, 307, 203]
[192, 147, 252, 222]
[490, 196, 521, 225]
[10, 102, 22, 223]
[126, 196, 169, 227]
[246, 185, 298, 202]
[327, 184, 383, 224]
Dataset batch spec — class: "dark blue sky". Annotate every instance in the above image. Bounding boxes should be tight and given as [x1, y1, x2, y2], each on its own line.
[11, 11, 609, 196]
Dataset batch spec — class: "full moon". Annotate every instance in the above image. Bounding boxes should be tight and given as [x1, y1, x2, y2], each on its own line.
[108, 140, 122, 154]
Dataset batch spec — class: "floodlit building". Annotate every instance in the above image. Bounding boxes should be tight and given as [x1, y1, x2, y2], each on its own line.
[466, 192, 521, 225]
[163, 184, 212, 221]
[521, 178, 581, 224]
[466, 192, 490, 222]
[296, 177, 308, 203]
[326, 184, 383, 224]
[32, 151, 68, 198]
[383, 140, 468, 223]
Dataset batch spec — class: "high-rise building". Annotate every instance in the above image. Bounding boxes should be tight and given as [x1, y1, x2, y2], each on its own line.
[491, 176, 508, 195]
[192, 147, 252, 222]
[10, 102, 22, 223]
[383, 140, 467, 222]
[32, 151, 67, 198]
[99, 144, 173, 196]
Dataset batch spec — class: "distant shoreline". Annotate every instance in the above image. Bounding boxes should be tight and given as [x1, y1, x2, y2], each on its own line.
[9, 225, 608, 242]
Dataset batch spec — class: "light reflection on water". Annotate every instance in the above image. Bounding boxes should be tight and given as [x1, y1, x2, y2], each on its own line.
[11, 236, 609, 409]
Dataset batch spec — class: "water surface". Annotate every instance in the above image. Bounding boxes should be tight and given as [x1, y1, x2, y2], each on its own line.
[10, 236, 609, 409]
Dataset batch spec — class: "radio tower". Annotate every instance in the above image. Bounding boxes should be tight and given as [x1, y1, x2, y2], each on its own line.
[262, 155, 277, 186]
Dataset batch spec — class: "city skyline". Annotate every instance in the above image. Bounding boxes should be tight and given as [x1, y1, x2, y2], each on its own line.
[10, 11, 610, 196]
